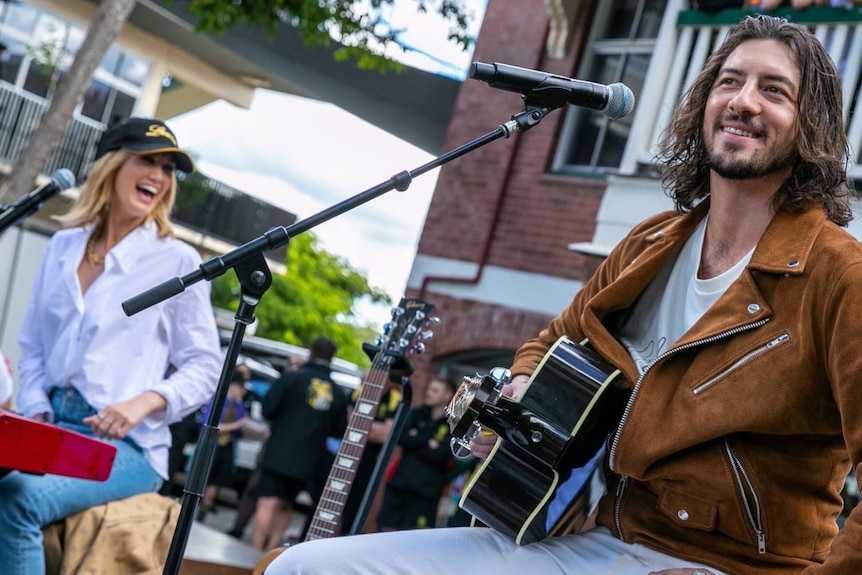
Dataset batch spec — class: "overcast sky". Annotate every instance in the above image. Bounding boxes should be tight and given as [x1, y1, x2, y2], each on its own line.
[170, 0, 488, 328]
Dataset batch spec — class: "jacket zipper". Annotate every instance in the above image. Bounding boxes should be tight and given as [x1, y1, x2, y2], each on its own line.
[724, 440, 767, 554]
[692, 333, 789, 395]
[609, 318, 769, 539]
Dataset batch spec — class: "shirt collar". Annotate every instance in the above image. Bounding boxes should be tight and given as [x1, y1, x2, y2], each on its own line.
[109, 221, 159, 272]
[63, 221, 160, 272]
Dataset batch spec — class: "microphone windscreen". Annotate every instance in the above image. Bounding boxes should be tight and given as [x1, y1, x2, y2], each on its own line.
[52, 168, 76, 191]
[605, 83, 635, 120]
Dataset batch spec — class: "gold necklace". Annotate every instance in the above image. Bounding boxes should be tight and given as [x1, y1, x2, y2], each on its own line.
[85, 233, 105, 267]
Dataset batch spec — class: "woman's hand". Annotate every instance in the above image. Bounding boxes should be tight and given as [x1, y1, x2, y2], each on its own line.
[467, 374, 530, 460]
[83, 391, 167, 440]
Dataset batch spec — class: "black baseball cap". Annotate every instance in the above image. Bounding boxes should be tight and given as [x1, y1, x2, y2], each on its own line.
[95, 117, 194, 173]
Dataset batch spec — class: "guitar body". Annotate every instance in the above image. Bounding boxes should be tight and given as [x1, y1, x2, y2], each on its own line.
[253, 547, 287, 575]
[448, 336, 629, 545]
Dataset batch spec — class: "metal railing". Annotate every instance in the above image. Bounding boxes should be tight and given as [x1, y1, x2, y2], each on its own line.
[173, 171, 295, 262]
[0, 81, 295, 260]
[621, 5, 862, 179]
[0, 82, 103, 182]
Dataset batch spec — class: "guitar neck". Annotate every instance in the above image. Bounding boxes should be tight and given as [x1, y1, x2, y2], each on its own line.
[304, 365, 390, 541]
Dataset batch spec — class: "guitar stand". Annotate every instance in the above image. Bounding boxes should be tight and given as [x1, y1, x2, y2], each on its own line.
[161, 251, 272, 575]
[122, 88, 567, 575]
[348, 376, 412, 535]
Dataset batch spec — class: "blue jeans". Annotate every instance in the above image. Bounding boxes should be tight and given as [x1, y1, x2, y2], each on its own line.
[0, 386, 162, 574]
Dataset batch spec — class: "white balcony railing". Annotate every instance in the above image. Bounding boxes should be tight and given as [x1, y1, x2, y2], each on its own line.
[621, 5, 862, 180]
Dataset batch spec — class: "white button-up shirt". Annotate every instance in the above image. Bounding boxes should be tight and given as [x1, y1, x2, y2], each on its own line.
[17, 223, 222, 478]
[0, 348, 12, 405]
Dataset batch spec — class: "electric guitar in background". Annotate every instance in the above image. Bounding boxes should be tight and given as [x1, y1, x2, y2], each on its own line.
[253, 298, 439, 574]
[304, 297, 438, 541]
[446, 336, 630, 545]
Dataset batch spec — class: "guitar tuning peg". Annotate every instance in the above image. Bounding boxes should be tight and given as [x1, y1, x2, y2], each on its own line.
[420, 330, 435, 341]
[428, 316, 442, 325]
[390, 306, 404, 319]
[413, 342, 426, 355]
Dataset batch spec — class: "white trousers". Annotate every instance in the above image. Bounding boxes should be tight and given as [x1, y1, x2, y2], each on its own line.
[266, 526, 728, 575]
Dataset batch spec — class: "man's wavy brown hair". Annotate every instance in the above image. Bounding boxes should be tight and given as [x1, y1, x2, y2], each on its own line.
[657, 14, 853, 226]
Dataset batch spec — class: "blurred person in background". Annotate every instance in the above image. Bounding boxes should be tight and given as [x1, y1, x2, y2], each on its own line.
[250, 337, 349, 550]
[197, 369, 249, 521]
[377, 377, 456, 532]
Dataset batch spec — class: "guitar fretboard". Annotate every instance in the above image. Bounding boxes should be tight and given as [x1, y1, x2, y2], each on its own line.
[304, 363, 390, 541]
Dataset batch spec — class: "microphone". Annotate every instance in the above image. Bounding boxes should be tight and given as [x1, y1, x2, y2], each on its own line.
[0, 168, 76, 233]
[469, 62, 635, 119]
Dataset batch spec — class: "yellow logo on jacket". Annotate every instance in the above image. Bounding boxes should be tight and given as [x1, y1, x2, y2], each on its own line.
[307, 378, 334, 410]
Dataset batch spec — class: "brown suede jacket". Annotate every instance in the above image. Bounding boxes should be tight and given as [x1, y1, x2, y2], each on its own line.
[510, 203, 862, 575]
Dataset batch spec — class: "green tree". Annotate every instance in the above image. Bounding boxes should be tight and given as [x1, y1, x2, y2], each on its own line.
[184, 0, 476, 71]
[212, 231, 392, 367]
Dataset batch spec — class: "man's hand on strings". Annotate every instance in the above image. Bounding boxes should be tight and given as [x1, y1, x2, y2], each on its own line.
[468, 373, 529, 459]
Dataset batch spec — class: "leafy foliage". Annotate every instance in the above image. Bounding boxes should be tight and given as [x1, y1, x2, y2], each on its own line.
[181, 0, 476, 71]
[212, 231, 392, 367]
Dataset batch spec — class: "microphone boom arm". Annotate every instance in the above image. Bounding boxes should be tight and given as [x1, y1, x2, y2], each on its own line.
[123, 108, 548, 316]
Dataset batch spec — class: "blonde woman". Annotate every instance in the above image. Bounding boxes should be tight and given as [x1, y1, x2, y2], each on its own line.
[0, 117, 222, 574]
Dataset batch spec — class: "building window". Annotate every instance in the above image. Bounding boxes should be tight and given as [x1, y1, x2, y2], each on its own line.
[3, 3, 38, 37]
[119, 52, 149, 87]
[0, 2, 150, 121]
[81, 79, 110, 121]
[552, 0, 667, 175]
[0, 36, 26, 85]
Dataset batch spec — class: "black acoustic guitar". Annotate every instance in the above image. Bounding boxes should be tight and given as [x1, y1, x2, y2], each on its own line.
[446, 336, 630, 545]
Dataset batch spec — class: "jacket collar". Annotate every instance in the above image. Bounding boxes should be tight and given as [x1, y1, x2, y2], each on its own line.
[748, 206, 825, 277]
[582, 202, 828, 379]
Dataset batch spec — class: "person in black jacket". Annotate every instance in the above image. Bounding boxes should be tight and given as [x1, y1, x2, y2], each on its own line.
[250, 337, 349, 550]
[377, 377, 456, 531]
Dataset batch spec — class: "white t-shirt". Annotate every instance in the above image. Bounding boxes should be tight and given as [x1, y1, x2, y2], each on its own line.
[617, 216, 754, 375]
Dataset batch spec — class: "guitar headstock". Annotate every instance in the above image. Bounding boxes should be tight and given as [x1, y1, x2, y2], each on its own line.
[376, 298, 438, 362]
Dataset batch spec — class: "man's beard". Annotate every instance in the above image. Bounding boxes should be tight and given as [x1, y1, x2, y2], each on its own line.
[705, 123, 796, 179]
[706, 146, 795, 179]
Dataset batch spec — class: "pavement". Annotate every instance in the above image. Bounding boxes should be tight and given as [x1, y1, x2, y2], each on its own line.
[189, 486, 308, 544]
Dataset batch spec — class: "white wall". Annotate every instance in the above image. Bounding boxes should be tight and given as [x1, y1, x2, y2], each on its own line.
[0, 226, 49, 397]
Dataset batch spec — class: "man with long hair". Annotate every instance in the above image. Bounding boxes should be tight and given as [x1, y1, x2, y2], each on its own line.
[264, 14, 862, 575]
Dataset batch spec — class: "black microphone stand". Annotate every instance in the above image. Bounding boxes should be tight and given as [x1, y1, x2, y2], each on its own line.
[123, 95, 563, 575]
[160, 251, 272, 573]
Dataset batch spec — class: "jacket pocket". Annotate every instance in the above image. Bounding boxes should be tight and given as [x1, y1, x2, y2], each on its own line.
[692, 333, 790, 396]
[724, 440, 767, 554]
[657, 486, 718, 531]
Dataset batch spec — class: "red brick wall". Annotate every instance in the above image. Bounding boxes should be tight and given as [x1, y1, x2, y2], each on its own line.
[418, 0, 603, 282]
[409, 0, 605, 402]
